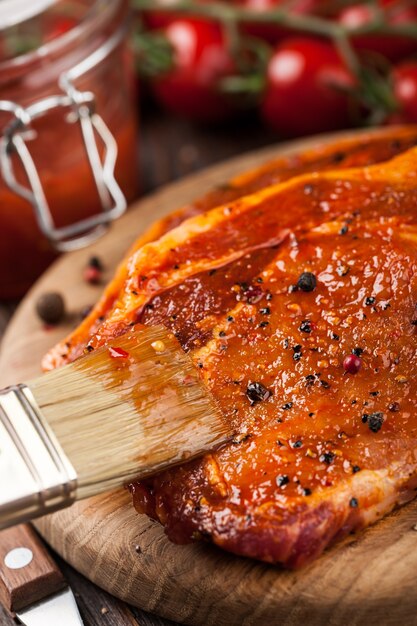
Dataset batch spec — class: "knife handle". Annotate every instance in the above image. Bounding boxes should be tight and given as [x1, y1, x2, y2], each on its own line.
[0, 524, 66, 613]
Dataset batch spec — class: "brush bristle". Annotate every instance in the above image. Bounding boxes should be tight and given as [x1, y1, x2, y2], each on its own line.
[27, 326, 230, 499]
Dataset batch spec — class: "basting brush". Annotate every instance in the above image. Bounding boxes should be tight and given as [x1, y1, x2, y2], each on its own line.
[0, 325, 231, 529]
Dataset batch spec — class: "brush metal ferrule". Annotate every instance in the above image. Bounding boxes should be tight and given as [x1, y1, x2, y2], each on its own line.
[0, 384, 77, 529]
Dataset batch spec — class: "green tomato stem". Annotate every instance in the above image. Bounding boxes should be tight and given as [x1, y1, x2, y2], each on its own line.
[133, 0, 417, 39]
[133, 0, 412, 122]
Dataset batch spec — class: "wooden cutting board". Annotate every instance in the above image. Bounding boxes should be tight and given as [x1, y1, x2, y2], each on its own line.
[1, 130, 417, 626]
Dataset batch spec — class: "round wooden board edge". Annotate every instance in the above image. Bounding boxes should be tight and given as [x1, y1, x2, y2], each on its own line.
[2, 127, 417, 626]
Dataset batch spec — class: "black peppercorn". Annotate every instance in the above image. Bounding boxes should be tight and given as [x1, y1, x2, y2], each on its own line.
[296, 272, 317, 292]
[246, 381, 271, 404]
[35, 292, 65, 325]
[276, 474, 290, 487]
[319, 452, 335, 464]
[89, 255, 103, 271]
[368, 413, 384, 433]
[349, 497, 359, 508]
[367, 412, 384, 432]
[299, 320, 312, 333]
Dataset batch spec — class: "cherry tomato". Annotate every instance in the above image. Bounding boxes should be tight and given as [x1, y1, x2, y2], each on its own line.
[237, 0, 326, 13]
[238, 0, 329, 43]
[338, 0, 417, 62]
[338, 3, 375, 28]
[142, 11, 184, 31]
[238, 0, 303, 43]
[392, 62, 417, 123]
[150, 18, 236, 122]
[261, 38, 355, 137]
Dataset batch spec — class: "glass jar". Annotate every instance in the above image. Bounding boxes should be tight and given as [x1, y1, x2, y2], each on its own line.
[0, 0, 139, 299]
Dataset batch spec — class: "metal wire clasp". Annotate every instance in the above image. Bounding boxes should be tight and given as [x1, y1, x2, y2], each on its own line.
[0, 23, 128, 252]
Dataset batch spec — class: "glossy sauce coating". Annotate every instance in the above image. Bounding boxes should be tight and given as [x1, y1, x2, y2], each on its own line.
[131, 167, 417, 567]
[46, 127, 417, 567]
[43, 126, 417, 370]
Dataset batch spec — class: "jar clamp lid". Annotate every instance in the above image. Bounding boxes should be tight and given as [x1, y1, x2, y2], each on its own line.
[0, 1, 128, 252]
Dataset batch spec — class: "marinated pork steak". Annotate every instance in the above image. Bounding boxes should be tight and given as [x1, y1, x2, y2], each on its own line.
[44, 126, 417, 370]
[46, 129, 417, 567]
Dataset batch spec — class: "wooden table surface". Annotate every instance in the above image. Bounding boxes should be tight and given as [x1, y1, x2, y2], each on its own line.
[0, 104, 275, 626]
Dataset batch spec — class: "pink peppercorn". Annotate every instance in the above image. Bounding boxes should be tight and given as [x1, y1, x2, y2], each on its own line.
[343, 354, 362, 374]
[237, 284, 263, 304]
[108, 346, 130, 359]
[84, 265, 101, 284]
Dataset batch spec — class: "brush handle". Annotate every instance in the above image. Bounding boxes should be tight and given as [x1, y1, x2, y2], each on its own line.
[0, 384, 77, 529]
[0, 525, 66, 613]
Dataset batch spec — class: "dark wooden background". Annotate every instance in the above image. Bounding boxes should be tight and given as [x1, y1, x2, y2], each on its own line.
[0, 104, 276, 626]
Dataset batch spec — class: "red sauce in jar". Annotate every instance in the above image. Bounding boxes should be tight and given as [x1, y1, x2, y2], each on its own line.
[0, 0, 138, 298]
